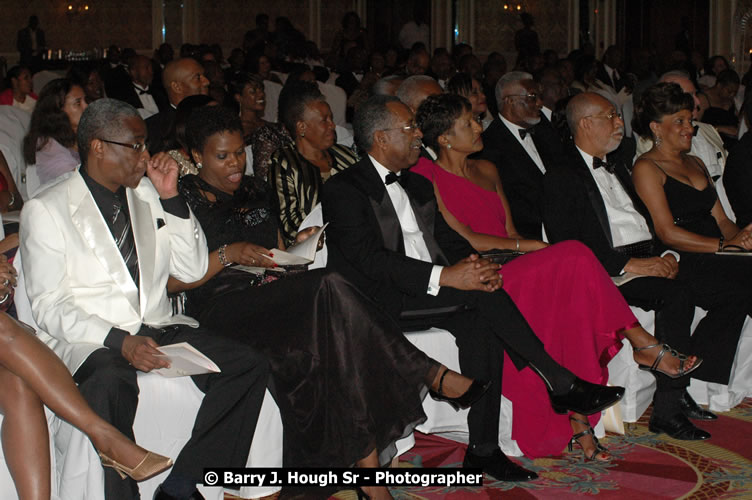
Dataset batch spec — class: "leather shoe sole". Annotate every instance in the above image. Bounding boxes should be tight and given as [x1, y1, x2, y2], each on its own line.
[649, 412, 711, 440]
[463, 448, 538, 482]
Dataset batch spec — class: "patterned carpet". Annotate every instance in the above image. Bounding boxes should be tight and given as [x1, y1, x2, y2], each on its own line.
[327, 399, 752, 500]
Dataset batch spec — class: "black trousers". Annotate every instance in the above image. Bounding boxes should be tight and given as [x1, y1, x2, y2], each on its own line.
[401, 287, 548, 449]
[73, 324, 269, 500]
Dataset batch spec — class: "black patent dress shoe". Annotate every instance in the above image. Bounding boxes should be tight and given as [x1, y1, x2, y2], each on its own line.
[429, 368, 491, 410]
[153, 486, 206, 500]
[548, 377, 625, 415]
[463, 448, 538, 482]
[680, 391, 718, 420]
[649, 412, 711, 440]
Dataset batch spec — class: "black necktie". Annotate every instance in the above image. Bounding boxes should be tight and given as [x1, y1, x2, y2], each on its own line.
[135, 86, 149, 95]
[385, 172, 404, 186]
[693, 125, 699, 136]
[519, 127, 535, 140]
[593, 157, 616, 174]
[112, 199, 140, 287]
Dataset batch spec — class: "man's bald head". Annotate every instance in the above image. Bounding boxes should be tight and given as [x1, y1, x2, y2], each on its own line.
[163, 57, 209, 106]
[567, 92, 624, 156]
[395, 75, 442, 112]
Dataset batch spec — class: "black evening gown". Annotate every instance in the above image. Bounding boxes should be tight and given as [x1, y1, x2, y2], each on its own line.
[179, 174, 437, 467]
[655, 165, 752, 383]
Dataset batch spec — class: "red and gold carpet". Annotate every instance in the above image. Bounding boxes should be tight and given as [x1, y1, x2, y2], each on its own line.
[331, 398, 752, 499]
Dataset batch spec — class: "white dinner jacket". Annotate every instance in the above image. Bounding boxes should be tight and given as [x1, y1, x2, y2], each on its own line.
[20, 169, 209, 373]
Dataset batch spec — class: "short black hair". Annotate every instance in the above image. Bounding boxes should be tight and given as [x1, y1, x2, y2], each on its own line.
[632, 82, 694, 139]
[416, 93, 471, 151]
[277, 80, 324, 136]
[446, 72, 474, 97]
[186, 105, 243, 154]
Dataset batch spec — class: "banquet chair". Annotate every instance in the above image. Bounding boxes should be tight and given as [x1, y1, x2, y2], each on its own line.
[5, 249, 284, 500]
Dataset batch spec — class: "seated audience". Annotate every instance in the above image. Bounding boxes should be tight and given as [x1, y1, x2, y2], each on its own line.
[446, 72, 491, 130]
[171, 106, 485, 499]
[22, 78, 87, 187]
[108, 55, 168, 119]
[229, 72, 293, 180]
[20, 99, 270, 500]
[724, 96, 752, 227]
[698, 69, 740, 149]
[323, 94, 627, 481]
[246, 49, 281, 84]
[0, 273, 172, 498]
[0, 66, 37, 113]
[146, 57, 210, 154]
[268, 81, 357, 246]
[67, 62, 106, 103]
[414, 93, 700, 457]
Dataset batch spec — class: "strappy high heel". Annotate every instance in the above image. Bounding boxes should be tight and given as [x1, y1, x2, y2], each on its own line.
[634, 343, 702, 379]
[568, 416, 611, 462]
[428, 367, 490, 410]
[99, 450, 173, 481]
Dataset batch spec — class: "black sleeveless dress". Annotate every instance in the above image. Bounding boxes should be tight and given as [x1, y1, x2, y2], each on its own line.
[179, 174, 436, 467]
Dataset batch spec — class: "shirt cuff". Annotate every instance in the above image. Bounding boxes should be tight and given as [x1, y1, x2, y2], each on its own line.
[661, 250, 680, 262]
[103, 327, 129, 352]
[427, 265, 443, 296]
[160, 195, 190, 219]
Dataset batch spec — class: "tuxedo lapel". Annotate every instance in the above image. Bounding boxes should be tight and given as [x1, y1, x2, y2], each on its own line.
[356, 159, 405, 253]
[68, 174, 140, 314]
[496, 120, 544, 181]
[573, 155, 615, 247]
[128, 185, 156, 314]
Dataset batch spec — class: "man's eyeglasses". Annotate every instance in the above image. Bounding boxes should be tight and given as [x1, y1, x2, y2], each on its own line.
[504, 93, 539, 103]
[380, 122, 419, 133]
[100, 138, 148, 153]
[585, 110, 623, 121]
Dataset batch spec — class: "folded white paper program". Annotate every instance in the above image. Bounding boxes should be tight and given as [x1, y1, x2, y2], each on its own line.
[154, 342, 221, 377]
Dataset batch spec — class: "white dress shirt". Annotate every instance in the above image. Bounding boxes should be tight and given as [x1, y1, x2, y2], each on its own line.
[541, 106, 553, 121]
[133, 83, 159, 118]
[370, 155, 443, 295]
[577, 146, 652, 246]
[499, 113, 546, 174]
[604, 64, 619, 88]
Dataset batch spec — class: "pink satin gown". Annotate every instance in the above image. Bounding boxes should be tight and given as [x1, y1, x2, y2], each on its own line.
[413, 158, 636, 457]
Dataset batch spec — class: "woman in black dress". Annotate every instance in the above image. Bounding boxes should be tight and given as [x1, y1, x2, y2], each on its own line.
[169, 106, 486, 500]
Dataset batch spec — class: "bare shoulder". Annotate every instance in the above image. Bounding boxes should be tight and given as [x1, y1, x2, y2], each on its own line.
[470, 158, 500, 182]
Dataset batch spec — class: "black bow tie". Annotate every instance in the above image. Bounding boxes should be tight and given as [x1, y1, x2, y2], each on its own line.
[135, 86, 149, 95]
[593, 157, 616, 174]
[519, 127, 535, 140]
[385, 172, 405, 186]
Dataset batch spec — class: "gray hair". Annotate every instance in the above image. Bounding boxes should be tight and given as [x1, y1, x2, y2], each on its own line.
[396, 75, 439, 110]
[372, 75, 403, 96]
[566, 92, 601, 138]
[659, 70, 691, 83]
[353, 95, 401, 153]
[495, 71, 533, 110]
[77, 98, 141, 163]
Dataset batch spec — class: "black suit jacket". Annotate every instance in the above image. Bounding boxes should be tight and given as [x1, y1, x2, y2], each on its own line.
[543, 140, 664, 276]
[16, 27, 45, 63]
[109, 81, 169, 114]
[723, 131, 752, 227]
[322, 157, 472, 319]
[477, 115, 564, 239]
[595, 63, 624, 92]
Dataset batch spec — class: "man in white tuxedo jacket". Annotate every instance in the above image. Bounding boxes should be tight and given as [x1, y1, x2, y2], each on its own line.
[20, 99, 269, 500]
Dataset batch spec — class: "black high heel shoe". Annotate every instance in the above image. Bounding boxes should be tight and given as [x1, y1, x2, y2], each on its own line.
[428, 368, 490, 410]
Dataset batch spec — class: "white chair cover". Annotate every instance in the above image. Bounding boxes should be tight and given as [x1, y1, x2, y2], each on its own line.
[318, 82, 347, 126]
[32, 70, 65, 97]
[262, 80, 283, 123]
[0, 106, 31, 200]
[4, 250, 283, 499]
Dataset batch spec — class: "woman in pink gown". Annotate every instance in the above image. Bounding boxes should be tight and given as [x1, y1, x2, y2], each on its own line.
[413, 93, 701, 460]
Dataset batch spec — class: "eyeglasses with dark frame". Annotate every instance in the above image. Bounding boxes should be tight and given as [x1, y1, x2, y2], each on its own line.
[99, 138, 148, 153]
[504, 93, 539, 103]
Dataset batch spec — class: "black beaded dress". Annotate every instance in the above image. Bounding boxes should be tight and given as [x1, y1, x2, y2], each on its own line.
[179, 174, 436, 467]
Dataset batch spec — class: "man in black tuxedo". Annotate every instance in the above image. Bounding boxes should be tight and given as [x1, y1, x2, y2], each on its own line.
[596, 45, 626, 93]
[543, 92, 748, 440]
[16, 15, 45, 69]
[477, 71, 564, 239]
[322, 95, 624, 481]
[145, 57, 209, 154]
[108, 55, 168, 119]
